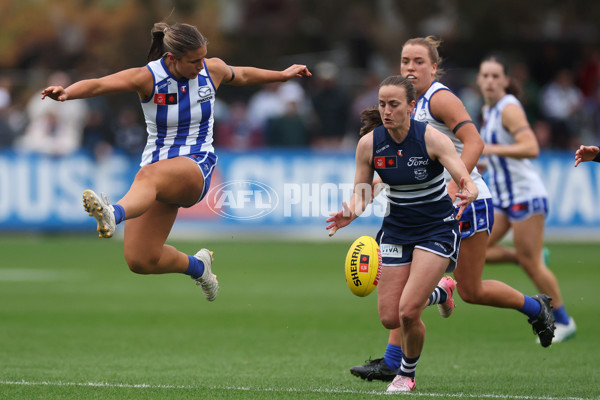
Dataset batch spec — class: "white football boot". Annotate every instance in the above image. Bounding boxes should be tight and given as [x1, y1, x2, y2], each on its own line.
[192, 249, 219, 301]
[82, 189, 116, 238]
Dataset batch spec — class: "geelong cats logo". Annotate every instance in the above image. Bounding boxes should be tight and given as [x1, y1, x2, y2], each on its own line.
[414, 168, 428, 181]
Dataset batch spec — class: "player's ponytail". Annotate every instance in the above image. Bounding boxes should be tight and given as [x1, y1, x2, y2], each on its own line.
[360, 107, 382, 136]
[147, 22, 208, 62]
[148, 22, 169, 62]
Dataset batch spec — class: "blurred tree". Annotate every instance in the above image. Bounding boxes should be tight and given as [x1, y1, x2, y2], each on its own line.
[0, 0, 224, 71]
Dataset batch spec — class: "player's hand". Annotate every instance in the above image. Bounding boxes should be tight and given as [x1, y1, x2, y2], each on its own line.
[281, 64, 312, 81]
[454, 177, 477, 220]
[326, 201, 352, 237]
[41, 86, 68, 101]
[574, 145, 600, 167]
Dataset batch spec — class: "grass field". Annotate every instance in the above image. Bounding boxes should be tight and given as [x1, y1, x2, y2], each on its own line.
[0, 236, 599, 399]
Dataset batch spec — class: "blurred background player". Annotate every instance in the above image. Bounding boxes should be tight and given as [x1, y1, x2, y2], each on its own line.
[478, 55, 576, 343]
[41, 22, 311, 302]
[350, 37, 556, 383]
[16, 71, 88, 156]
[327, 76, 478, 392]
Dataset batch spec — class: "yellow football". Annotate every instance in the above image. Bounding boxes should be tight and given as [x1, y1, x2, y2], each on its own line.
[344, 235, 382, 297]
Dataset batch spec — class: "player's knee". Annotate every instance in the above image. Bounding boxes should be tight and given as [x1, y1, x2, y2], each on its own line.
[516, 254, 538, 270]
[398, 305, 420, 327]
[133, 165, 156, 186]
[125, 253, 160, 275]
[456, 284, 481, 304]
[380, 316, 399, 330]
[379, 308, 400, 329]
[127, 260, 154, 274]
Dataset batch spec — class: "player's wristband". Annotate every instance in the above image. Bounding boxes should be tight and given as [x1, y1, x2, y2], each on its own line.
[593, 152, 600, 163]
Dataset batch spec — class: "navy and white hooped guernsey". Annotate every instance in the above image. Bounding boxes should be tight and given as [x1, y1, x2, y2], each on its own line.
[479, 94, 547, 208]
[372, 121, 456, 243]
[139, 58, 216, 167]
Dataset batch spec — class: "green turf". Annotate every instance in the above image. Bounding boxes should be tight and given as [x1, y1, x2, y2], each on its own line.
[0, 236, 599, 399]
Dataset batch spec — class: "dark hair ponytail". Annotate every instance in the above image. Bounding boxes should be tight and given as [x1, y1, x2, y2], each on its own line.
[360, 107, 382, 136]
[147, 22, 169, 62]
[147, 22, 208, 62]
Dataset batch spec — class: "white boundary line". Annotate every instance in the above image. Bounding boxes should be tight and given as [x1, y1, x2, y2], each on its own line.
[0, 380, 592, 400]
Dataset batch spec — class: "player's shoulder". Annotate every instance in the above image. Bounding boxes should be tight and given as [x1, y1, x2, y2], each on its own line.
[499, 95, 525, 116]
[358, 130, 374, 144]
[424, 123, 452, 146]
[205, 57, 228, 71]
[357, 131, 374, 152]
[430, 86, 462, 108]
[429, 85, 469, 122]
[124, 65, 153, 77]
[114, 66, 153, 93]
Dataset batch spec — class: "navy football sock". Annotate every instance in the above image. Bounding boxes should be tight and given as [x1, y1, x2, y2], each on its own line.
[399, 355, 420, 378]
[428, 285, 448, 305]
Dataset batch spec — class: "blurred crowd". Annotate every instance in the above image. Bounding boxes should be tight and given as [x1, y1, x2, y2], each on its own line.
[0, 53, 598, 159]
[1, 0, 599, 158]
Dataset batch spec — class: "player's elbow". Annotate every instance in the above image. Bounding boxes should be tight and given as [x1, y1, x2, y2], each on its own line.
[529, 145, 540, 158]
[473, 140, 485, 158]
[521, 139, 540, 158]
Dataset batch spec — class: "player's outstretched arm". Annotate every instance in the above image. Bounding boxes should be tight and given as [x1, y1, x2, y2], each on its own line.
[206, 57, 311, 87]
[41, 67, 151, 102]
[326, 134, 374, 236]
[229, 64, 311, 86]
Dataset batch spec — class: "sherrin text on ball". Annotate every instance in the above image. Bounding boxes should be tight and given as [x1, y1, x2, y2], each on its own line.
[344, 235, 382, 297]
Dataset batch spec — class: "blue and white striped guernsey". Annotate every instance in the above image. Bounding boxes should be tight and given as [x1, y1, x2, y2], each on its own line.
[413, 81, 491, 201]
[480, 94, 547, 208]
[139, 58, 216, 166]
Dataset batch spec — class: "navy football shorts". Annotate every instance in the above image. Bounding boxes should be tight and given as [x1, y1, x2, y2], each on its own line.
[376, 224, 461, 273]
